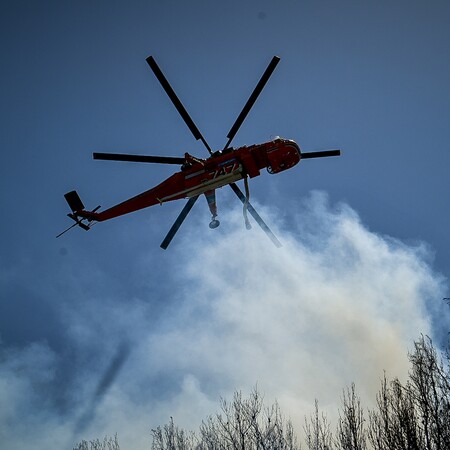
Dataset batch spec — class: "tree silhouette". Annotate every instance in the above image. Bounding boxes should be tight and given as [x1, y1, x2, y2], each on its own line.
[73, 434, 120, 450]
[368, 336, 449, 450]
[74, 335, 449, 450]
[152, 387, 300, 449]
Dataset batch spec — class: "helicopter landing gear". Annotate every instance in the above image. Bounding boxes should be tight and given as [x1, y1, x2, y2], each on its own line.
[209, 217, 220, 229]
[205, 190, 220, 229]
[243, 177, 251, 230]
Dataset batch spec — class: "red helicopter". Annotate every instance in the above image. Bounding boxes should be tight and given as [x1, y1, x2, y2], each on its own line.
[58, 56, 340, 249]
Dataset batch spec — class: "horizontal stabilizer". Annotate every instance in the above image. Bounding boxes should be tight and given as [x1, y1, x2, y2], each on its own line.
[64, 190, 84, 213]
[76, 220, 90, 231]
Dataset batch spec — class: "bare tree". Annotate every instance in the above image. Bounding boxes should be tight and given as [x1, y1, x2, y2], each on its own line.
[73, 434, 120, 450]
[368, 336, 450, 450]
[368, 375, 422, 450]
[151, 417, 197, 450]
[408, 335, 450, 450]
[304, 399, 333, 450]
[87, 335, 448, 450]
[199, 388, 300, 449]
[153, 387, 300, 450]
[335, 383, 366, 450]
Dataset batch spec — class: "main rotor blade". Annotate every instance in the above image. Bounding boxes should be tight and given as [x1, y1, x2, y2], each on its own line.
[93, 152, 185, 165]
[229, 183, 282, 248]
[224, 56, 280, 150]
[146, 56, 212, 155]
[160, 195, 199, 250]
[301, 149, 341, 159]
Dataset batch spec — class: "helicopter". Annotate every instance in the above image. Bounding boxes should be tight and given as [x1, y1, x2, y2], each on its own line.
[58, 55, 340, 249]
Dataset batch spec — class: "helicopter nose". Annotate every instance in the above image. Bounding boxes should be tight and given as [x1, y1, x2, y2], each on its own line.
[286, 141, 301, 166]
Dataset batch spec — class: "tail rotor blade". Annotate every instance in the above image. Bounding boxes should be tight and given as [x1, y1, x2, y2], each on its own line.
[56, 221, 79, 238]
[301, 149, 341, 159]
[229, 183, 282, 248]
[224, 56, 280, 150]
[146, 56, 212, 155]
[93, 152, 185, 165]
[160, 195, 199, 250]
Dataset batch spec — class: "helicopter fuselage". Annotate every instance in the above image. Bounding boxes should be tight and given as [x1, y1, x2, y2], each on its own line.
[60, 54, 340, 249]
[82, 137, 300, 222]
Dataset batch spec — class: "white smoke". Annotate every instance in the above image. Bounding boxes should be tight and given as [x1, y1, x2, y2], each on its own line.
[139, 191, 443, 426]
[0, 192, 447, 449]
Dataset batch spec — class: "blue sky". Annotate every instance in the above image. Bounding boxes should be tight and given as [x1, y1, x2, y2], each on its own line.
[1, 1, 449, 449]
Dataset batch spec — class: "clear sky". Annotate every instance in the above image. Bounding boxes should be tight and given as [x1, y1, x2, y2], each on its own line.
[0, 1, 449, 449]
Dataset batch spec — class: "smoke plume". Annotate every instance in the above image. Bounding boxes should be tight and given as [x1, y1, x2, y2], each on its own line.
[0, 192, 447, 449]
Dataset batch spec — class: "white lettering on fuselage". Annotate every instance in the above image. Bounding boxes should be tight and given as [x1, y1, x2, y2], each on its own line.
[211, 160, 240, 179]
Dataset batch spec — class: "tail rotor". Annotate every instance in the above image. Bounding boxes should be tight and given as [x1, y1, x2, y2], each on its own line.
[56, 191, 99, 238]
